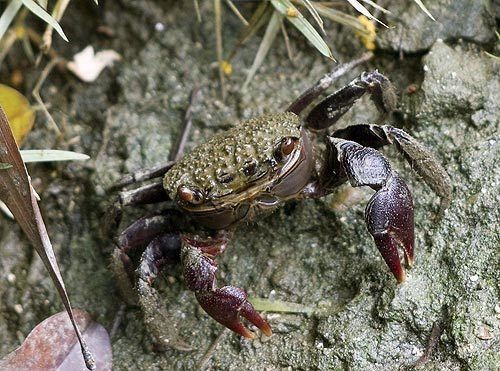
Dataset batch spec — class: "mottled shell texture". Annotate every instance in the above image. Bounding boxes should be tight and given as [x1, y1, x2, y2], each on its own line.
[163, 112, 302, 201]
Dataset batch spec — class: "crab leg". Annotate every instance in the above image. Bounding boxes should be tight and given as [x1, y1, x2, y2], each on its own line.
[304, 71, 397, 130]
[328, 138, 414, 282]
[287, 52, 373, 115]
[109, 210, 185, 300]
[181, 232, 272, 338]
[136, 233, 194, 351]
[333, 124, 452, 210]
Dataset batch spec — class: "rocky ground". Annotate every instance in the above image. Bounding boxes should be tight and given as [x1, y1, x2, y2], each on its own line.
[0, 1, 498, 370]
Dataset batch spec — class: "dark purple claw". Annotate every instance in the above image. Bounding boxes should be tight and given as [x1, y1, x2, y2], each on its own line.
[182, 233, 271, 338]
[366, 174, 414, 282]
[196, 286, 272, 338]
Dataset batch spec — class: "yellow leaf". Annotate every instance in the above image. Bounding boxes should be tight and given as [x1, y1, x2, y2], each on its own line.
[0, 84, 35, 145]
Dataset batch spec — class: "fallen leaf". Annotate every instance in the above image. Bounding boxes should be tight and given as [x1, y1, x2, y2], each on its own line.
[0, 309, 112, 370]
[67, 46, 121, 82]
[0, 84, 35, 145]
[0, 105, 95, 369]
[477, 324, 493, 340]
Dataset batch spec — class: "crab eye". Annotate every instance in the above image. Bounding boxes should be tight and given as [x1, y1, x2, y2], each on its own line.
[275, 137, 298, 160]
[177, 185, 204, 205]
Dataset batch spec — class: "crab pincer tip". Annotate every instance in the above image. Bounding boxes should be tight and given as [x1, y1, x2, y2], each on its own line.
[260, 322, 273, 337]
[239, 327, 257, 339]
[240, 301, 273, 338]
[373, 232, 407, 283]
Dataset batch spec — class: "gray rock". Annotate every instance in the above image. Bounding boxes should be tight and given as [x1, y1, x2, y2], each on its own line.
[378, 0, 496, 53]
[0, 2, 498, 370]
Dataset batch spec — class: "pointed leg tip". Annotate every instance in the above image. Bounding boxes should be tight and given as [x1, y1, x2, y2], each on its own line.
[406, 254, 415, 268]
[395, 269, 407, 283]
[240, 328, 257, 339]
[260, 322, 273, 337]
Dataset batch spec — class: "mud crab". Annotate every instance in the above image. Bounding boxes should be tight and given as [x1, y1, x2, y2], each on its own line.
[107, 62, 452, 350]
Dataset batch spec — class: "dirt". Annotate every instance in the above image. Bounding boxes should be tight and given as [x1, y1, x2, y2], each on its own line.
[0, 1, 498, 370]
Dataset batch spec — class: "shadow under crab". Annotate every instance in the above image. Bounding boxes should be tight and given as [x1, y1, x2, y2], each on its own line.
[105, 58, 452, 351]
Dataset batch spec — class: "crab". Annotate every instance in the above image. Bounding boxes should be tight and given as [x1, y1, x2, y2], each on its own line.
[106, 63, 452, 350]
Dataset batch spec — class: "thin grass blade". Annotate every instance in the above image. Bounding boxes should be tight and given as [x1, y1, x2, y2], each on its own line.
[345, 0, 388, 28]
[0, 0, 23, 41]
[310, 3, 366, 33]
[243, 9, 283, 90]
[360, 0, 391, 14]
[412, 0, 436, 21]
[21, 0, 68, 41]
[21, 149, 90, 163]
[249, 298, 314, 314]
[227, 1, 270, 61]
[300, 0, 325, 34]
[271, 0, 333, 59]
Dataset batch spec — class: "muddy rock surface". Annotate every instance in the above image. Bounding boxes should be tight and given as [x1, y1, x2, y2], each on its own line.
[0, 1, 498, 370]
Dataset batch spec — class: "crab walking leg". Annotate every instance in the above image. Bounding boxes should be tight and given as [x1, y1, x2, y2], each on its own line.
[287, 51, 373, 115]
[304, 71, 398, 130]
[333, 124, 453, 210]
[181, 232, 272, 338]
[109, 210, 185, 302]
[103, 182, 170, 241]
[136, 234, 194, 351]
[329, 138, 415, 282]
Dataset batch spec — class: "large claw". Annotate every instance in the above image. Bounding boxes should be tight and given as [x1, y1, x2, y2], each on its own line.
[365, 174, 414, 282]
[182, 233, 272, 338]
[196, 286, 272, 339]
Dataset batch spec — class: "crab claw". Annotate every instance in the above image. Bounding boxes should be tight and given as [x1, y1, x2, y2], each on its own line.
[365, 174, 414, 282]
[195, 286, 272, 338]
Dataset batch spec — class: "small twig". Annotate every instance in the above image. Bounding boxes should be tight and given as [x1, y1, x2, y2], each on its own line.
[414, 320, 444, 367]
[32, 57, 64, 136]
[280, 21, 294, 61]
[169, 87, 201, 162]
[110, 303, 127, 339]
[25, 27, 60, 60]
[41, 0, 70, 53]
[214, 0, 227, 100]
[196, 329, 227, 371]
[0, 28, 18, 67]
[193, 0, 202, 22]
[224, 0, 249, 26]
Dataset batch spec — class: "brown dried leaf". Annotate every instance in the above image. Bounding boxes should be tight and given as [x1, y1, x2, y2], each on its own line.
[0, 105, 95, 369]
[0, 309, 112, 370]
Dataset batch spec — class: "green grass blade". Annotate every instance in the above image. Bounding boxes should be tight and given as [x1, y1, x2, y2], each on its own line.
[271, 0, 333, 60]
[300, 0, 325, 34]
[412, 0, 436, 21]
[0, 0, 23, 41]
[21, 0, 68, 41]
[20, 150, 90, 163]
[313, 3, 366, 33]
[249, 298, 314, 314]
[0, 161, 13, 169]
[360, 0, 391, 14]
[345, 0, 388, 27]
[243, 9, 283, 90]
